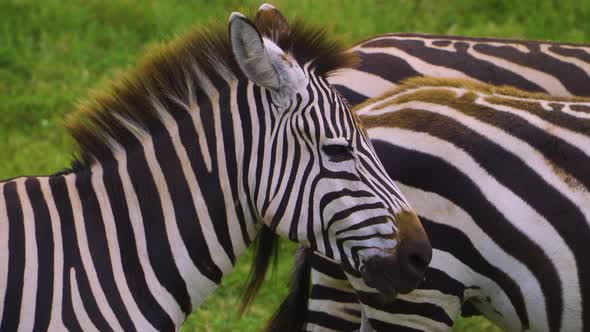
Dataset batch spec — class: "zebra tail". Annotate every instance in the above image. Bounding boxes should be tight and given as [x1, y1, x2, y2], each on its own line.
[239, 226, 280, 315]
[264, 246, 312, 332]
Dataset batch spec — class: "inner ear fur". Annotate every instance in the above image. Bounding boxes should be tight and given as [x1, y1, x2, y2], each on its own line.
[229, 13, 280, 90]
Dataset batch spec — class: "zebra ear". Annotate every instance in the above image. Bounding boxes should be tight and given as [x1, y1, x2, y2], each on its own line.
[229, 12, 280, 90]
[255, 3, 290, 37]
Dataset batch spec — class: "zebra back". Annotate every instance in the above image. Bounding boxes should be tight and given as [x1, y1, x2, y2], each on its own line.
[265, 33, 590, 332]
[354, 77, 590, 331]
[330, 33, 590, 105]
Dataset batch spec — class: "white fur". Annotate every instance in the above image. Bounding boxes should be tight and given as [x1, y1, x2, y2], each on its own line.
[230, 15, 280, 90]
[229, 14, 308, 107]
[64, 174, 125, 331]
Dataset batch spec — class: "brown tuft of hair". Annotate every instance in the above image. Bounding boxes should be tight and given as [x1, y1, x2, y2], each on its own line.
[263, 246, 312, 332]
[65, 9, 357, 167]
[239, 226, 279, 315]
[355, 76, 590, 113]
[275, 19, 358, 77]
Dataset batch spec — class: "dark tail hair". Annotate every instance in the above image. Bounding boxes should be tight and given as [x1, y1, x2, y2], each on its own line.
[264, 246, 313, 332]
[239, 226, 279, 315]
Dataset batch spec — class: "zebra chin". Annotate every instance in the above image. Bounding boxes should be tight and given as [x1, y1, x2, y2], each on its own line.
[359, 211, 432, 296]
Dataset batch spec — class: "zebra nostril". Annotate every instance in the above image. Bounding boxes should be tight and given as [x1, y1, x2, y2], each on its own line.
[399, 239, 432, 279]
[409, 252, 428, 272]
[395, 211, 432, 268]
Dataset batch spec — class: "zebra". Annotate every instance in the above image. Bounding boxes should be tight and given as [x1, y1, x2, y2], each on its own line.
[329, 33, 590, 105]
[252, 24, 590, 332]
[0, 6, 433, 332]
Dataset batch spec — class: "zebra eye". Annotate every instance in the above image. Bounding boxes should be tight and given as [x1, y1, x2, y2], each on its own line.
[322, 143, 353, 162]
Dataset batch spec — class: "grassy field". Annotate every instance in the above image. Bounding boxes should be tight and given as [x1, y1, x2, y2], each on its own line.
[1, 0, 588, 331]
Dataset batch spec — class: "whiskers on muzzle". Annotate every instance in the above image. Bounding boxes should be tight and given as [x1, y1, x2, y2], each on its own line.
[356, 210, 432, 296]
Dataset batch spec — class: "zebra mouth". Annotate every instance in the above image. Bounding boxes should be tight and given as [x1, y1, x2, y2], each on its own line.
[359, 211, 432, 296]
[360, 257, 400, 297]
[360, 253, 424, 296]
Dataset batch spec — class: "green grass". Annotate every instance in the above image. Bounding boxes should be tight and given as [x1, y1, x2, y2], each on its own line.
[1, 0, 588, 331]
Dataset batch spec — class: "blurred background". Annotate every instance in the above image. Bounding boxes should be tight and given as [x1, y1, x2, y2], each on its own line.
[1, 0, 588, 331]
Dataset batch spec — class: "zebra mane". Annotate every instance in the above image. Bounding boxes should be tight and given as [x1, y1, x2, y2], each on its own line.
[66, 12, 357, 166]
[355, 76, 590, 112]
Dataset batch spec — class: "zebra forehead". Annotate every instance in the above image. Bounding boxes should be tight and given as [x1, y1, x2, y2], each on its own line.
[65, 9, 357, 166]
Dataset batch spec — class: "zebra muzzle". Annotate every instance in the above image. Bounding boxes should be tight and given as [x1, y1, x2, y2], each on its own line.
[361, 211, 432, 295]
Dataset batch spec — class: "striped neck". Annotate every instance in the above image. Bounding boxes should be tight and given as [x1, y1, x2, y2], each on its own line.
[0, 78, 268, 331]
[76, 77, 263, 325]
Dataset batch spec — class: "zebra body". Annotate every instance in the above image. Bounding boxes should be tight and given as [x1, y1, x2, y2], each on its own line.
[296, 34, 590, 332]
[330, 33, 590, 104]
[359, 79, 590, 331]
[0, 7, 431, 331]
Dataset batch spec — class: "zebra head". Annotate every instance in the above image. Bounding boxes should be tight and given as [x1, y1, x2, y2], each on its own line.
[229, 7, 432, 295]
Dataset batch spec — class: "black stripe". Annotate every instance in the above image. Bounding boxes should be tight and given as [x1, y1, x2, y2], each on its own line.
[422, 212, 523, 301]
[218, 79, 247, 254]
[310, 284, 357, 303]
[328, 202, 384, 231]
[319, 189, 374, 265]
[251, 87, 268, 217]
[150, 104, 223, 284]
[310, 252, 347, 280]
[235, 79, 255, 246]
[75, 170, 135, 330]
[550, 45, 590, 71]
[287, 93, 316, 242]
[172, 84, 236, 265]
[476, 43, 590, 96]
[333, 85, 368, 106]
[268, 116, 297, 222]
[49, 175, 109, 331]
[450, 100, 590, 331]
[335, 216, 390, 239]
[338, 234, 396, 271]
[262, 114, 281, 217]
[25, 177, 54, 332]
[419, 268, 466, 299]
[269, 106, 305, 232]
[184, 75, 235, 259]
[372, 140, 536, 330]
[100, 157, 174, 330]
[305, 96, 324, 252]
[358, 39, 546, 93]
[307, 310, 360, 331]
[316, 76, 341, 137]
[369, 319, 423, 332]
[358, 33, 589, 50]
[357, 291, 454, 326]
[307, 264, 466, 330]
[490, 98, 590, 189]
[124, 138, 192, 315]
[0, 181, 25, 331]
[355, 51, 421, 86]
[356, 141, 406, 204]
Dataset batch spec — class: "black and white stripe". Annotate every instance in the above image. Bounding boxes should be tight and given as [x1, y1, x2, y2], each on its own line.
[289, 34, 590, 332]
[330, 33, 590, 104]
[0, 9, 426, 331]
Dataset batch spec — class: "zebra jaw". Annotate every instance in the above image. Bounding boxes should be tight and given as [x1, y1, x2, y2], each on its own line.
[354, 211, 432, 296]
